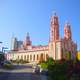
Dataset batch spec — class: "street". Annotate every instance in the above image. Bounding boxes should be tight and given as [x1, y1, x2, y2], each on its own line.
[0, 64, 47, 80]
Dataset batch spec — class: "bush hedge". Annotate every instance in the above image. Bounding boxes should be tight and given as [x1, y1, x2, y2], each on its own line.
[10, 59, 29, 64]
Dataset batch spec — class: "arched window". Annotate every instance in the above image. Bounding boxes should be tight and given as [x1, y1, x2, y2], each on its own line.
[40, 53, 44, 62]
[33, 55, 35, 60]
[46, 54, 49, 59]
[24, 55, 26, 60]
[21, 55, 23, 60]
[27, 55, 29, 61]
[18, 56, 19, 60]
[37, 54, 39, 60]
[30, 55, 32, 61]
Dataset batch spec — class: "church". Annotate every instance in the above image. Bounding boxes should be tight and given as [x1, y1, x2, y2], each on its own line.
[6, 13, 77, 63]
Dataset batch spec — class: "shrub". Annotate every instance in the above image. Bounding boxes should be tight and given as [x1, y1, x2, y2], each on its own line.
[48, 63, 68, 80]
[10, 60, 17, 63]
[16, 59, 29, 64]
[46, 57, 54, 65]
[3, 64, 13, 69]
[39, 57, 54, 69]
[40, 62, 48, 69]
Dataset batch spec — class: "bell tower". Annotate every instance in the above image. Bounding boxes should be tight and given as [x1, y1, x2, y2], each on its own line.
[23, 32, 32, 50]
[50, 12, 59, 42]
[49, 12, 60, 60]
[64, 22, 72, 40]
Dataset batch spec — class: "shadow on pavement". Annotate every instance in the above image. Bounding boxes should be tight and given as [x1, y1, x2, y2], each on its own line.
[13, 64, 32, 70]
[0, 72, 46, 80]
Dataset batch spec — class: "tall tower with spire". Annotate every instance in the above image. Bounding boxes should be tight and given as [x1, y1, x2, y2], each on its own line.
[63, 22, 75, 60]
[49, 12, 62, 60]
[23, 32, 32, 50]
[64, 22, 72, 40]
[50, 12, 59, 42]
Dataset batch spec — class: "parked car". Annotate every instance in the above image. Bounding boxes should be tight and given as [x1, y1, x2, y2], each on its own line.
[34, 65, 40, 74]
[41, 69, 48, 75]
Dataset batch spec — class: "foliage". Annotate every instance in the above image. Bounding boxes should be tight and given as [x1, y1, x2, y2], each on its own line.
[39, 60, 45, 64]
[0, 54, 5, 66]
[47, 60, 74, 80]
[0, 54, 5, 61]
[46, 57, 54, 65]
[3, 63, 13, 69]
[10, 59, 16, 63]
[39, 57, 54, 69]
[40, 62, 48, 69]
[10, 59, 29, 64]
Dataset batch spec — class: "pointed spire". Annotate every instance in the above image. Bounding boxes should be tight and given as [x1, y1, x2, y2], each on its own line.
[23, 32, 32, 50]
[52, 11, 57, 16]
[26, 32, 30, 41]
[64, 21, 70, 28]
[27, 32, 29, 37]
[25, 32, 32, 45]
[51, 11, 58, 25]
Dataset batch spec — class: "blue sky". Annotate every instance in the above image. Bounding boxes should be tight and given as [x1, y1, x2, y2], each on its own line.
[0, 0, 80, 50]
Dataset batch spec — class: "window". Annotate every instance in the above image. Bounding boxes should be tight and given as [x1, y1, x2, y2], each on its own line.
[40, 54, 44, 62]
[18, 56, 19, 60]
[37, 54, 39, 60]
[46, 54, 49, 59]
[24, 55, 26, 60]
[33, 55, 35, 60]
[30, 55, 32, 61]
[27, 55, 29, 61]
[21, 55, 23, 60]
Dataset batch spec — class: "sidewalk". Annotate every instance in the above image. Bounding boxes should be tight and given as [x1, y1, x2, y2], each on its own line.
[0, 68, 33, 73]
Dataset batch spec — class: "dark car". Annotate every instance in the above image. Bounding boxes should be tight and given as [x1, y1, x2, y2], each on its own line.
[41, 69, 48, 76]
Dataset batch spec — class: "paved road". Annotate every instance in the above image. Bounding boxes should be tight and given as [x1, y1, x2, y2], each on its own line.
[0, 72, 42, 80]
[0, 64, 47, 80]
[0, 64, 33, 72]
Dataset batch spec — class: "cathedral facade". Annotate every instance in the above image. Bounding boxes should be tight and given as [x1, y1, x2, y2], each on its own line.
[6, 13, 77, 63]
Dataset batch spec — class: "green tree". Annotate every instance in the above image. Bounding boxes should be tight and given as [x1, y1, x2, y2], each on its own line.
[0, 54, 5, 65]
[46, 57, 54, 65]
[47, 59, 72, 80]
